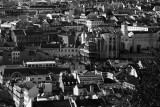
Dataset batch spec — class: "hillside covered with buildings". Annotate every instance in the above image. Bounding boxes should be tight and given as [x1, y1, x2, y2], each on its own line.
[0, 0, 160, 107]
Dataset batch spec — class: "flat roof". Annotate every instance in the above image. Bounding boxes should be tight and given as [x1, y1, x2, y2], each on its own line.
[26, 61, 56, 65]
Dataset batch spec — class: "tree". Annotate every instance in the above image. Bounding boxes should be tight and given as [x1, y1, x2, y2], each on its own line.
[74, 8, 81, 16]
[131, 52, 160, 107]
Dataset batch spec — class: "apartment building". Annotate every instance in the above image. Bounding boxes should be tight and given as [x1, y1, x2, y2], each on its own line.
[86, 18, 104, 31]
[121, 23, 160, 53]
[6, 73, 59, 107]
[41, 19, 62, 31]
[62, 22, 84, 32]
[58, 47, 79, 58]
[41, 46, 80, 59]
[2, 49, 20, 65]
[11, 30, 48, 46]
[2, 49, 36, 65]
[23, 82, 53, 107]
[0, 64, 71, 85]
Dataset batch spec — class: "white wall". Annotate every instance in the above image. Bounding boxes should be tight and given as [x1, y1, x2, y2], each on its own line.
[73, 85, 79, 96]
[73, 85, 88, 96]
[26, 75, 52, 84]
[127, 26, 148, 31]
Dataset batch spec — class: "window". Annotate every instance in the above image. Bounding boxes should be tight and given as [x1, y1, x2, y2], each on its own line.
[46, 76, 50, 80]
[109, 45, 112, 51]
[38, 77, 41, 80]
[30, 78, 34, 81]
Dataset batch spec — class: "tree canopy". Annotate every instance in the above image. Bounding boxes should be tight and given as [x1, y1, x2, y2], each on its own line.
[131, 51, 160, 107]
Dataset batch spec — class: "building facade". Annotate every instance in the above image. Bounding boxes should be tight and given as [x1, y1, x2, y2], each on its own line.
[2, 49, 20, 65]
[2, 49, 36, 65]
[121, 23, 160, 53]
[0, 65, 71, 85]
[79, 71, 103, 84]
[80, 26, 121, 61]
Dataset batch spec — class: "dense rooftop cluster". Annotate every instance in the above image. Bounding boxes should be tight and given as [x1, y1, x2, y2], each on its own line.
[0, 0, 160, 107]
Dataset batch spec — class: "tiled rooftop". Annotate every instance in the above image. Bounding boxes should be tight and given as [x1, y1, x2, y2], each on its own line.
[41, 43, 60, 48]
[13, 30, 25, 35]
[32, 100, 72, 107]
[0, 65, 71, 76]
[75, 99, 106, 107]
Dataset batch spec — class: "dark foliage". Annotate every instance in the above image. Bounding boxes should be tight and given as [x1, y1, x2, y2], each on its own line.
[131, 52, 160, 107]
